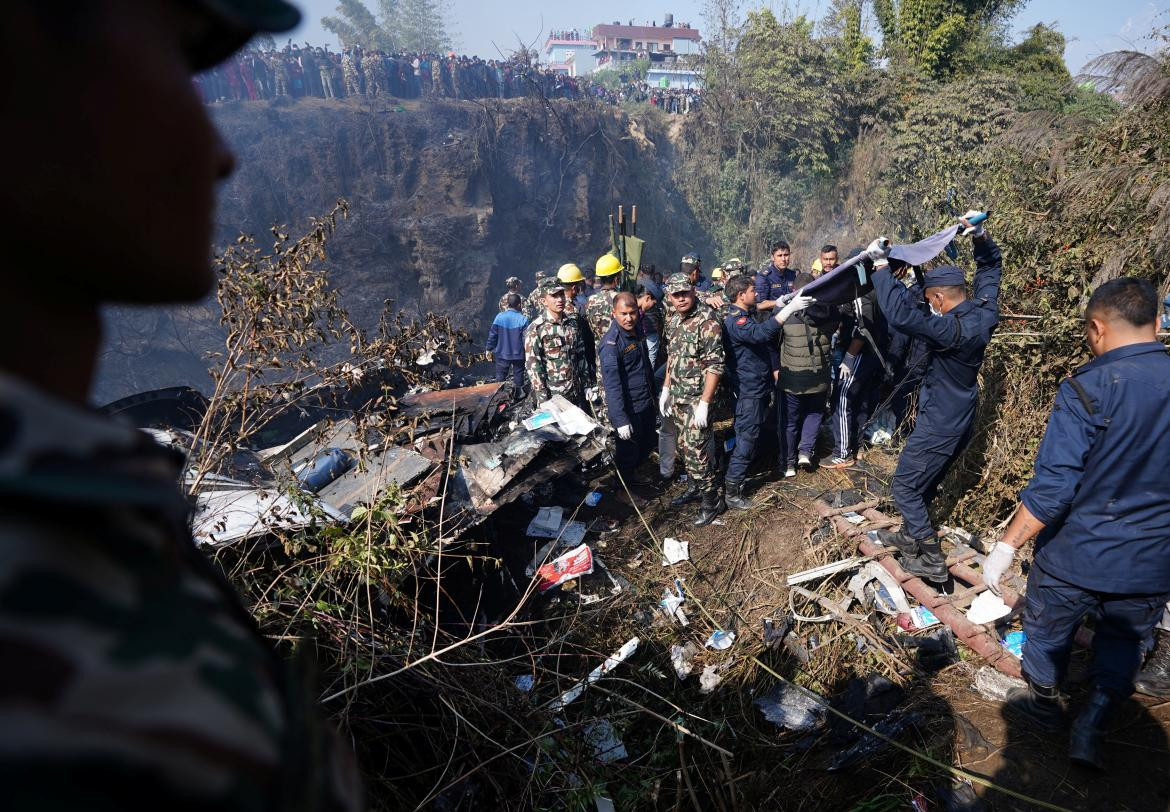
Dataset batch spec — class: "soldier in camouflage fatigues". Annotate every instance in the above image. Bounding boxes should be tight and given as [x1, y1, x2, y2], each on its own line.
[271, 52, 290, 96]
[525, 270, 549, 320]
[499, 276, 524, 312]
[0, 0, 361, 807]
[524, 278, 587, 409]
[342, 47, 363, 97]
[362, 50, 385, 96]
[661, 272, 726, 526]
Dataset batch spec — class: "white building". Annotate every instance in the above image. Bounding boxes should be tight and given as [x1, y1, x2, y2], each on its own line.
[541, 35, 598, 77]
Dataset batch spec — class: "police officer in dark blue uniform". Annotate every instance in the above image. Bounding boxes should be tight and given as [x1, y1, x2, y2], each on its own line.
[869, 219, 1002, 582]
[982, 277, 1170, 769]
[600, 292, 656, 482]
[721, 275, 814, 509]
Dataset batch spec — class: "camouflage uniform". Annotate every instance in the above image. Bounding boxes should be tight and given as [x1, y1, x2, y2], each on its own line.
[585, 287, 618, 367]
[271, 54, 290, 96]
[525, 273, 548, 321]
[342, 50, 363, 97]
[0, 373, 361, 810]
[524, 281, 586, 409]
[664, 274, 725, 493]
[362, 52, 385, 96]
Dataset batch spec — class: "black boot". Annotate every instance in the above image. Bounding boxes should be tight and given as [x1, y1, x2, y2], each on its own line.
[901, 537, 949, 584]
[876, 528, 919, 555]
[1004, 678, 1064, 730]
[1135, 630, 1170, 697]
[724, 480, 753, 511]
[1069, 690, 1115, 770]
[693, 487, 725, 526]
[670, 482, 701, 507]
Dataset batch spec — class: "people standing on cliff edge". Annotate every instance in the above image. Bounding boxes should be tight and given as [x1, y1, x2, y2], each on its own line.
[0, 0, 361, 808]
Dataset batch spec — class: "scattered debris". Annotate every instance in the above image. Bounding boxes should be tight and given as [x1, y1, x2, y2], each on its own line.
[966, 590, 1013, 624]
[659, 579, 689, 626]
[546, 637, 640, 712]
[193, 488, 346, 546]
[827, 712, 921, 771]
[787, 556, 870, 586]
[582, 720, 628, 763]
[585, 491, 602, 507]
[755, 682, 827, 731]
[699, 664, 723, 694]
[526, 506, 564, 537]
[895, 627, 959, 672]
[972, 665, 1027, 701]
[705, 630, 736, 651]
[536, 544, 594, 593]
[763, 615, 810, 663]
[514, 674, 535, 693]
[661, 537, 690, 566]
[1001, 630, 1026, 658]
[670, 642, 699, 679]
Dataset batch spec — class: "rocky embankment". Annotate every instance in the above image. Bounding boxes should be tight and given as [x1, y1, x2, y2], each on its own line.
[95, 96, 709, 403]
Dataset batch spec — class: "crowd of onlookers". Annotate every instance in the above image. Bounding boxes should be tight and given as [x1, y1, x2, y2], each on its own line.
[194, 44, 701, 114]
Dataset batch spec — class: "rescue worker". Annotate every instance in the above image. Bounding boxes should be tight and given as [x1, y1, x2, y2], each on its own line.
[827, 281, 887, 468]
[600, 292, 656, 482]
[871, 216, 1001, 582]
[779, 272, 840, 476]
[755, 240, 797, 312]
[524, 277, 587, 409]
[486, 293, 528, 390]
[982, 277, 1170, 769]
[819, 244, 839, 275]
[709, 266, 725, 297]
[586, 253, 623, 355]
[722, 276, 814, 509]
[525, 270, 548, 319]
[1136, 603, 1170, 697]
[558, 262, 595, 379]
[498, 275, 524, 311]
[682, 252, 710, 292]
[0, 0, 361, 807]
[660, 273, 725, 526]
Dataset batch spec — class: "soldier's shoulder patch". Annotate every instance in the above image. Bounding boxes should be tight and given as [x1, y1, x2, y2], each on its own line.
[736, 316, 748, 326]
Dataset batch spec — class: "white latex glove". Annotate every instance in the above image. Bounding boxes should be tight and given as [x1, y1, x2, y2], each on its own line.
[775, 294, 815, 323]
[692, 400, 709, 429]
[616, 424, 633, 440]
[865, 237, 891, 261]
[585, 386, 599, 401]
[960, 209, 986, 237]
[659, 388, 673, 416]
[777, 291, 798, 306]
[982, 541, 1017, 597]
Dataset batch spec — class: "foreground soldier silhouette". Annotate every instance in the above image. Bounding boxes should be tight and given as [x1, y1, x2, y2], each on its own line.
[0, 1, 361, 808]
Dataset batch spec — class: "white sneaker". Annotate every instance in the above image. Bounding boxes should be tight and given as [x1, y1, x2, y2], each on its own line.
[784, 466, 796, 478]
[798, 453, 812, 471]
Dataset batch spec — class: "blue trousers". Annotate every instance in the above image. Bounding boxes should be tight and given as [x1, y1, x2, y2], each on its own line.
[494, 357, 524, 390]
[830, 353, 879, 459]
[783, 391, 825, 466]
[891, 427, 968, 541]
[726, 396, 767, 483]
[1022, 563, 1170, 698]
[615, 407, 656, 474]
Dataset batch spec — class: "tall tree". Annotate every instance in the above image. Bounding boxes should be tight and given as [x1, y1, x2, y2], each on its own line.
[395, 0, 451, 53]
[322, 0, 394, 49]
[873, 0, 1024, 78]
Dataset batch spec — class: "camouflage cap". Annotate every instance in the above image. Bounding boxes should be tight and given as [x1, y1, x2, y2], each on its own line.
[191, 0, 302, 70]
[665, 272, 694, 294]
[538, 277, 566, 295]
[505, 276, 522, 285]
[681, 252, 701, 267]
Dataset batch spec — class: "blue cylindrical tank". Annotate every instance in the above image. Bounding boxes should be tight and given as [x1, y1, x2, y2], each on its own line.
[297, 447, 356, 492]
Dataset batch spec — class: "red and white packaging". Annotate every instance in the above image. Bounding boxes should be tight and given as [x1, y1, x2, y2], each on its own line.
[536, 544, 594, 592]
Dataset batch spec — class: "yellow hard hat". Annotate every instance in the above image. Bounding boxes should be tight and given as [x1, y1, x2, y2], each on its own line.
[811, 258, 822, 273]
[595, 253, 623, 277]
[557, 263, 585, 283]
[711, 267, 724, 280]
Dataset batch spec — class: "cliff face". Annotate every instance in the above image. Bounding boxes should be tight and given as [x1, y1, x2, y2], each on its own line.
[94, 97, 709, 403]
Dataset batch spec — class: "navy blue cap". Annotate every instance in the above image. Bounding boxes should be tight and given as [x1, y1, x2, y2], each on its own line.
[924, 265, 966, 288]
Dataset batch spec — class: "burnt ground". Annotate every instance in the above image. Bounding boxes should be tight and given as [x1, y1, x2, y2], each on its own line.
[487, 438, 1170, 812]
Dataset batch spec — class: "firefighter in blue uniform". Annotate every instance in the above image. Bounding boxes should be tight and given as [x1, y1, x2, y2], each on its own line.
[869, 216, 1002, 582]
[982, 277, 1170, 770]
[600, 292, 657, 482]
[720, 275, 813, 509]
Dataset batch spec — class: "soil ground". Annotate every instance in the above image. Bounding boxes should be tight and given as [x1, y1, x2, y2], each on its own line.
[521, 440, 1170, 812]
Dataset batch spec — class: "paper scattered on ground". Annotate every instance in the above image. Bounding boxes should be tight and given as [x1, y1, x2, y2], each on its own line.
[661, 537, 690, 566]
[967, 590, 1013, 624]
[536, 544, 594, 593]
[670, 643, 698, 679]
[545, 637, 639, 712]
[699, 664, 722, 694]
[527, 506, 564, 537]
[583, 720, 628, 763]
[659, 580, 688, 626]
[705, 630, 735, 650]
